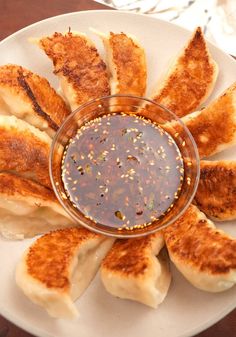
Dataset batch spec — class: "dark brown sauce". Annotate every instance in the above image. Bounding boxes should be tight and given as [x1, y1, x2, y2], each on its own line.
[61, 113, 184, 231]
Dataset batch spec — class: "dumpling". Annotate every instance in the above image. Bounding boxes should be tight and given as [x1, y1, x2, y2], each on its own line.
[151, 27, 218, 117]
[194, 160, 236, 221]
[96, 30, 147, 97]
[0, 172, 74, 239]
[0, 115, 51, 188]
[0, 64, 70, 137]
[181, 82, 236, 158]
[33, 31, 110, 111]
[101, 231, 171, 308]
[164, 204, 236, 292]
[16, 227, 115, 318]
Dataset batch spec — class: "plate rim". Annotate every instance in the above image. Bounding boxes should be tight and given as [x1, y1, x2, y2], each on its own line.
[0, 8, 236, 67]
[0, 9, 235, 337]
[0, 297, 236, 337]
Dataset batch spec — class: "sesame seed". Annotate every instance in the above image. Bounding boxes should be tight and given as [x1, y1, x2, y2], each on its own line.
[61, 192, 67, 200]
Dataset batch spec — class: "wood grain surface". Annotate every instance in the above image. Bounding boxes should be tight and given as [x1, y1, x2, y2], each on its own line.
[0, 1, 235, 336]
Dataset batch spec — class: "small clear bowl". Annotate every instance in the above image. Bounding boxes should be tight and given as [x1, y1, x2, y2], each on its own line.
[50, 95, 199, 238]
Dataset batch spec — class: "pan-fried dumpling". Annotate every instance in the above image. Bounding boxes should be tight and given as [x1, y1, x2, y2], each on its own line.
[151, 27, 218, 117]
[194, 160, 236, 220]
[101, 231, 171, 308]
[0, 115, 51, 188]
[0, 64, 70, 137]
[181, 82, 236, 158]
[0, 172, 74, 239]
[33, 31, 110, 111]
[164, 204, 236, 292]
[16, 227, 115, 318]
[95, 30, 147, 97]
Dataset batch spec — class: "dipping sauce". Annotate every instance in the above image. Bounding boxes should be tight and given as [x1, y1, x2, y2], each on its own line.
[61, 113, 184, 231]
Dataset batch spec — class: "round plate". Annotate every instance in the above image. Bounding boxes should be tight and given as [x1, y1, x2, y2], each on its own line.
[0, 10, 236, 337]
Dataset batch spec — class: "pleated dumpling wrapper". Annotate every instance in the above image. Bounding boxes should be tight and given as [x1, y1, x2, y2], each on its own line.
[0, 115, 51, 188]
[0, 172, 74, 240]
[0, 64, 70, 137]
[16, 227, 115, 319]
[164, 204, 236, 292]
[151, 27, 218, 117]
[101, 231, 171, 308]
[195, 160, 236, 221]
[32, 31, 110, 111]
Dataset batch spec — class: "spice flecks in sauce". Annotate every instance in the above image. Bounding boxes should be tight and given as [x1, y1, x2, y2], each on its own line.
[61, 114, 184, 230]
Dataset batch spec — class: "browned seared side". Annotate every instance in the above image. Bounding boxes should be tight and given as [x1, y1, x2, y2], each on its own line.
[22, 70, 70, 126]
[39, 32, 110, 106]
[194, 160, 236, 220]
[0, 64, 69, 129]
[184, 82, 236, 158]
[102, 233, 161, 277]
[109, 32, 146, 96]
[26, 227, 101, 290]
[0, 172, 56, 202]
[153, 27, 217, 117]
[164, 204, 236, 275]
[0, 126, 51, 188]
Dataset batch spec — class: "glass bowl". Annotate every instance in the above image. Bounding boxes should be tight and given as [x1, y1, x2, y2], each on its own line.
[50, 95, 199, 238]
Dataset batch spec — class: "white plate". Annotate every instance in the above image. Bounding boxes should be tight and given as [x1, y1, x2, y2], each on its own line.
[0, 10, 236, 337]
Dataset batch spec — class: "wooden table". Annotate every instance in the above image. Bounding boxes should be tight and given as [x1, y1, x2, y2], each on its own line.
[0, 1, 235, 336]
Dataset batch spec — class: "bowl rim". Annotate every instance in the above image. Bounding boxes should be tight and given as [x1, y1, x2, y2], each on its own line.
[49, 94, 200, 238]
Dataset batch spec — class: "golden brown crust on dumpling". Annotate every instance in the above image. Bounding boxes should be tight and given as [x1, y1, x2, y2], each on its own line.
[164, 204, 236, 275]
[0, 172, 56, 202]
[26, 227, 101, 290]
[38, 32, 110, 109]
[0, 116, 51, 188]
[108, 32, 146, 96]
[152, 27, 218, 117]
[194, 160, 236, 220]
[0, 64, 70, 129]
[182, 82, 236, 158]
[102, 232, 164, 277]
